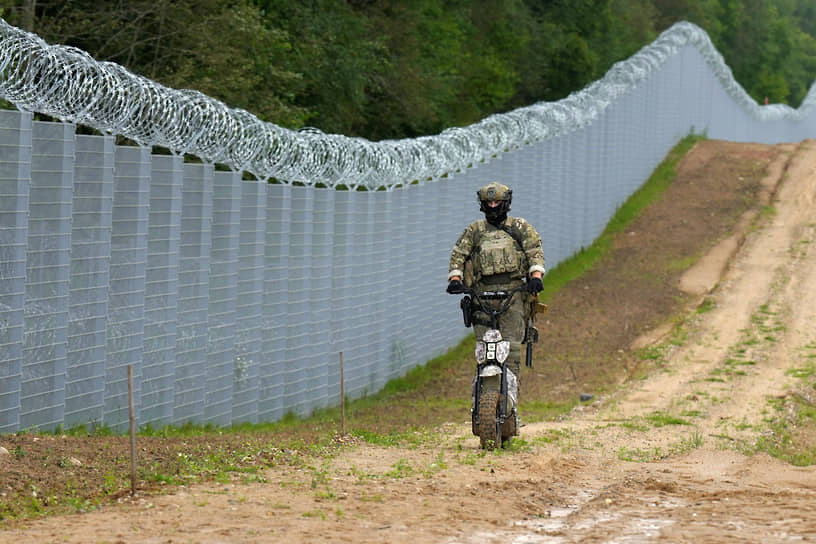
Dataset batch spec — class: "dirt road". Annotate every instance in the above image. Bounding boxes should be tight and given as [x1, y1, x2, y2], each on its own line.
[5, 141, 816, 543]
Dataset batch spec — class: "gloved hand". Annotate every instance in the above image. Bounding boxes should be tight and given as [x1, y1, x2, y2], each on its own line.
[526, 277, 543, 294]
[446, 279, 466, 294]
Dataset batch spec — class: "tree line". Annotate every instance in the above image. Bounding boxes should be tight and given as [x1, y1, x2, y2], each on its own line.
[2, 0, 815, 141]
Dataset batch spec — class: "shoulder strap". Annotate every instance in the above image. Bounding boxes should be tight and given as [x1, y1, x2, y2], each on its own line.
[465, 221, 524, 261]
[499, 224, 524, 253]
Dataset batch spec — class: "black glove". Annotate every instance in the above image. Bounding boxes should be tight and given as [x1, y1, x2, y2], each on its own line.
[526, 277, 543, 294]
[446, 279, 465, 294]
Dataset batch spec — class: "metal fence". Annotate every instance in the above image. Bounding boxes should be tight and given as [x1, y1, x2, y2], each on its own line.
[1, 20, 815, 432]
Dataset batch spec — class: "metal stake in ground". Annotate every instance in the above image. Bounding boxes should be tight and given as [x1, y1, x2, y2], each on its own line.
[339, 351, 345, 435]
[128, 365, 137, 496]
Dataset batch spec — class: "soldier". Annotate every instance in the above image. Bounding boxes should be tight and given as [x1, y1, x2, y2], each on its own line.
[446, 181, 546, 396]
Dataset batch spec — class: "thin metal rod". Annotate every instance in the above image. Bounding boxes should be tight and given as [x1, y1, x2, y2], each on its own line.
[128, 365, 137, 496]
[339, 352, 345, 435]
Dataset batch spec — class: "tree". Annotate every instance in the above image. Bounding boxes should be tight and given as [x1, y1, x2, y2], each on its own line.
[1, 0, 815, 139]
[0, 0, 310, 127]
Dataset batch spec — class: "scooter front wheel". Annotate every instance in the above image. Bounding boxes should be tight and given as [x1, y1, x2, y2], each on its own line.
[477, 390, 502, 450]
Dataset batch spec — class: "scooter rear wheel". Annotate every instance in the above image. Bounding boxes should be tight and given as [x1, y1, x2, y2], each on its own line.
[478, 390, 502, 449]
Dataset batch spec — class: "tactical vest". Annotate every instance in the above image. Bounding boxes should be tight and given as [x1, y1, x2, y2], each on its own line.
[468, 223, 527, 283]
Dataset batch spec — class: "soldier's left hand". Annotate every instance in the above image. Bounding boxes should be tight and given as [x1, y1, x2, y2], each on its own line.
[446, 279, 466, 294]
[526, 277, 543, 294]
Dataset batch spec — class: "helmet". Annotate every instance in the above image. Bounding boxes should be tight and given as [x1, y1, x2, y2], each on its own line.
[477, 182, 512, 225]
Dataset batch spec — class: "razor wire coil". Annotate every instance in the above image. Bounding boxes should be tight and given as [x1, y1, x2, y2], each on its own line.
[0, 18, 813, 189]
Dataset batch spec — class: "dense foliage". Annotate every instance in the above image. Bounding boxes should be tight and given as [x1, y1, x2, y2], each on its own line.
[2, 0, 815, 140]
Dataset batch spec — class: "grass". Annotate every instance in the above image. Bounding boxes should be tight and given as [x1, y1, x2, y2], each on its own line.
[754, 354, 816, 465]
[645, 411, 690, 427]
[755, 396, 816, 466]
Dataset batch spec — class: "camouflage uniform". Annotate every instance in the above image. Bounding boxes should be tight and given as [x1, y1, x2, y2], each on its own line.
[448, 214, 546, 379]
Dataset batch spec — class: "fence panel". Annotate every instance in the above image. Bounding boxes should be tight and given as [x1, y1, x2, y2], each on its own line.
[309, 186, 334, 410]
[19, 121, 72, 431]
[259, 183, 290, 421]
[205, 170, 241, 425]
[173, 163, 213, 424]
[284, 185, 317, 415]
[141, 154, 183, 426]
[64, 134, 114, 428]
[232, 179, 266, 424]
[103, 145, 150, 431]
[0, 110, 30, 432]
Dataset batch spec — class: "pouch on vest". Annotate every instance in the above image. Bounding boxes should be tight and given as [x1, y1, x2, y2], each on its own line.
[474, 230, 523, 279]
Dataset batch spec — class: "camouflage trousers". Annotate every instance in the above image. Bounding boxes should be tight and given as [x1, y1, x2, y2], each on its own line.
[471, 284, 530, 385]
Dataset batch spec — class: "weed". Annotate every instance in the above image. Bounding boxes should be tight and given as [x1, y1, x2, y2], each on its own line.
[696, 297, 716, 314]
[646, 411, 689, 426]
[753, 357, 816, 465]
[101, 472, 120, 495]
[678, 430, 704, 451]
[66, 496, 97, 513]
[532, 428, 571, 445]
[241, 473, 267, 484]
[458, 451, 484, 465]
[636, 345, 665, 363]
[501, 437, 531, 453]
[423, 451, 447, 476]
[617, 446, 663, 462]
[347, 465, 374, 483]
[521, 400, 577, 422]
[620, 420, 649, 432]
[302, 509, 327, 520]
[385, 458, 414, 479]
[358, 492, 384, 503]
[786, 363, 816, 379]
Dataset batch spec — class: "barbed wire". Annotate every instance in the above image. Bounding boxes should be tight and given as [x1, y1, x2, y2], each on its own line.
[0, 19, 813, 189]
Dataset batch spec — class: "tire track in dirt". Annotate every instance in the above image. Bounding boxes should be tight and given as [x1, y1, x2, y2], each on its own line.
[515, 139, 816, 542]
[599, 139, 816, 448]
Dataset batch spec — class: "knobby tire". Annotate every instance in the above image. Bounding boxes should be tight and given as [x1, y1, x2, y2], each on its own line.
[478, 390, 502, 450]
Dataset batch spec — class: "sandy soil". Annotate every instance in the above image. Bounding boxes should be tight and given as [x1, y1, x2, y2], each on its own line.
[5, 140, 816, 543]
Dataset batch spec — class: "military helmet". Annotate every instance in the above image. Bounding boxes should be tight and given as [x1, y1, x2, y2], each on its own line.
[476, 182, 512, 204]
[477, 182, 512, 225]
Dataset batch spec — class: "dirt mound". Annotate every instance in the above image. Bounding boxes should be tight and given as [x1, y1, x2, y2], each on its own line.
[4, 139, 816, 543]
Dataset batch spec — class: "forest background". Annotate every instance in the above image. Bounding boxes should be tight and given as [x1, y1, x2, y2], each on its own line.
[2, 0, 816, 143]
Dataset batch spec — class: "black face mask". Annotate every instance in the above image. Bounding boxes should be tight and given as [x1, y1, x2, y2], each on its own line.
[481, 201, 509, 226]
[484, 207, 507, 226]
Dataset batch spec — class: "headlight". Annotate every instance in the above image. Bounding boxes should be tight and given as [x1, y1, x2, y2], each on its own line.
[475, 338, 511, 363]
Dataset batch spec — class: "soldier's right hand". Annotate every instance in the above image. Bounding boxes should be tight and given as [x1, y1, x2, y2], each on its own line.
[446, 279, 465, 294]
[526, 277, 543, 294]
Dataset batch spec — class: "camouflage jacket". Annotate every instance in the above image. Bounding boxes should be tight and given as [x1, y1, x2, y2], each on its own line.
[448, 216, 546, 285]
